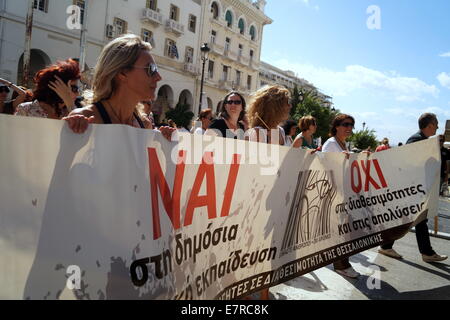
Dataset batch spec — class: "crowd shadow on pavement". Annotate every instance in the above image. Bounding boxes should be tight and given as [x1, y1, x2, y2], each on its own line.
[340, 274, 450, 300]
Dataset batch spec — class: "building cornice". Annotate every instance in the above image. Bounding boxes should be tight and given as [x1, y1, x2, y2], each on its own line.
[225, 0, 273, 25]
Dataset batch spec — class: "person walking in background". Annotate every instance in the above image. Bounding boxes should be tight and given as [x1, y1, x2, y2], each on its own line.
[206, 91, 247, 139]
[322, 114, 360, 279]
[378, 113, 447, 262]
[292, 115, 318, 150]
[440, 135, 450, 196]
[15, 59, 81, 119]
[282, 119, 298, 147]
[193, 109, 214, 135]
[375, 138, 390, 152]
[0, 78, 30, 115]
[246, 85, 291, 145]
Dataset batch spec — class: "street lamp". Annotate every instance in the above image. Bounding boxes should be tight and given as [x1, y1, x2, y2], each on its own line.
[363, 122, 366, 131]
[198, 43, 210, 115]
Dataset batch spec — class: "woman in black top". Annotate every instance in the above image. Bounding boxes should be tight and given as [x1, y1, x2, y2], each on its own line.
[205, 91, 248, 139]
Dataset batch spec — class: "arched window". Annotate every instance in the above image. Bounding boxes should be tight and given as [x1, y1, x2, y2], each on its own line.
[249, 26, 256, 41]
[238, 18, 245, 35]
[211, 2, 219, 19]
[225, 10, 233, 28]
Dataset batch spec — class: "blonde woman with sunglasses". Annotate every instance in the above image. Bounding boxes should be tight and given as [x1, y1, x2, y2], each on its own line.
[64, 34, 175, 140]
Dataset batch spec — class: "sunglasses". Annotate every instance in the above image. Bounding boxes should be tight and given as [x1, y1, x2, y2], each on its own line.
[131, 63, 159, 77]
[340, 122, 355, 128]
[70, 85, 80, 94]
[225, 100, 242, 105]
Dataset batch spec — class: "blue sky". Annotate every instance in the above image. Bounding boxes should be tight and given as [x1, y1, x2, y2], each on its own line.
[260, 0, 450, 145]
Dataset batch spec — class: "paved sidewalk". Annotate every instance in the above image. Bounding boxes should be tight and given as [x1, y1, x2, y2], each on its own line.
[269, 232, 450, 300]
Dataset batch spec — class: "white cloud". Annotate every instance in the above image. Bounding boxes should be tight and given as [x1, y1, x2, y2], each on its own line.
[439, 52, 450, 58]
[437, 72, 450, 89]
[271, 59, 439, 101]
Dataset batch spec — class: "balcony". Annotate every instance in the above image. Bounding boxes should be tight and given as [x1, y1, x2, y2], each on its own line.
[218, 79, 234, 90]
[165, 19, 184, 36]
[223, 49, 237, 61]
[210, 17, 227, 28]
[237, 54, 249, 66]
[208, 42, 224, 55]
[141, 8, 163, 25]
[183, 63, 200, 76]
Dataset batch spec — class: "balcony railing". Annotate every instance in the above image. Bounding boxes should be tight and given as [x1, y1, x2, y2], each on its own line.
[208, 42, 224, 55]
[165, 19, 184, 36]
[141, 8, 163, 25]
[183, 63, 200, 76]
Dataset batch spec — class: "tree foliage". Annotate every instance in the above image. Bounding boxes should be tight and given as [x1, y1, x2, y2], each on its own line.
[165, 103, 194, 129]
[290, 86, 340, 143]
[348, 128, 378, 151]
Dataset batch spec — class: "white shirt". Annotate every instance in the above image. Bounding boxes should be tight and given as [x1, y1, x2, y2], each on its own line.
[193, 127, 206, 135]
[322, 137, 348, 153]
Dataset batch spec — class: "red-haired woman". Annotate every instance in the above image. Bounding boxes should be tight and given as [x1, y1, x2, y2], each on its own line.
[15, 59, 80, 119]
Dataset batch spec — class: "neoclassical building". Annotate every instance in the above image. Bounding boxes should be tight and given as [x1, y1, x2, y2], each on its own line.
[198, 0, 272, 114]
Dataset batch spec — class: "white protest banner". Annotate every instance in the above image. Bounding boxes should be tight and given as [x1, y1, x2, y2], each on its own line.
[0, 114, 440, 300]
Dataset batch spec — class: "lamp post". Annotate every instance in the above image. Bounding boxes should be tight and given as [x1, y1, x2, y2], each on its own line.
[198, 43, 210, 115]
[363, 122, 366, 131]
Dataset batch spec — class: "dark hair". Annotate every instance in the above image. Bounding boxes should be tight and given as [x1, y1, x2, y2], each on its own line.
[0, 85, 10, 93]
[218, 91, 246, 122]
[282, 119, 298, 136]
[32, 59, 80, 116]
[418, 113, 437, 130]
[329, 114, 355, 137]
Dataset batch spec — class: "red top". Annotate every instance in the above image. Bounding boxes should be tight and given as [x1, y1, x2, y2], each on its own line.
[375, 144, 390, 152]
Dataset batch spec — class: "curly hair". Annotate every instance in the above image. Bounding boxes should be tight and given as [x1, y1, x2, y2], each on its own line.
[32, 59, 80, 116]
[329, 114, 355, 137]
[247, 85, 291, 129]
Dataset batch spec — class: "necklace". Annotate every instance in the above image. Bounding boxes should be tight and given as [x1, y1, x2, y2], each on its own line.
[335, 137, 348, 151]
[104, 100, 133, 125]
[224, 118, 238, 130]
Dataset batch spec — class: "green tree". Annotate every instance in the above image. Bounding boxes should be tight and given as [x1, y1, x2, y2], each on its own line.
[165, 103, 194, 129]
[290, 87, 340, 143]
[348, 128, 378, 151]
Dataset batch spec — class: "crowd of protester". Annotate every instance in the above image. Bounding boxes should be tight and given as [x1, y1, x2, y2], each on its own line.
[1, 33, 448, 284]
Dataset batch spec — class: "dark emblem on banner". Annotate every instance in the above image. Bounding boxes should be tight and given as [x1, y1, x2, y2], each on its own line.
[281, 170, 337, 256]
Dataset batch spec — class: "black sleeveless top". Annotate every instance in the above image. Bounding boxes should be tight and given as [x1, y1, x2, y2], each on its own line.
[94, 102, 145, 128]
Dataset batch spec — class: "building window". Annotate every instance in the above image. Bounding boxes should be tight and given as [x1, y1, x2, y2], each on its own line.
[249, 26, 256, 41]
[225, 11, 233, 28]
[208, 60, 215, 79]
[250, 49, 254, 60]
[211, 2, 219, 19]
[238, 44, 243, 57]
[141, 29, 154, 46]
[236, 70, 241, 86]
[211, 30, 217, 43]
[170, 5, 179, 21]
[188, 15, 197, 33]
[238, 19, 245, 35]
[33, 0, 48, 13]
[222, 65, 229, 81]
[113, 18, 127, 37]
[247, 75, 252, 90]
[185, 47, 194, 63]
[146, 0, 157, 11]
[225, 38, 230, 52]
[74, 0, 86, 25]
[165, 39, 179, 59]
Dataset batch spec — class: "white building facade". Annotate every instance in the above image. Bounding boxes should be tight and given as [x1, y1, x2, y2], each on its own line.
[199, 0, 272, 114]
[259, 61, 333, 108]
[0, 0, 204, 123]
